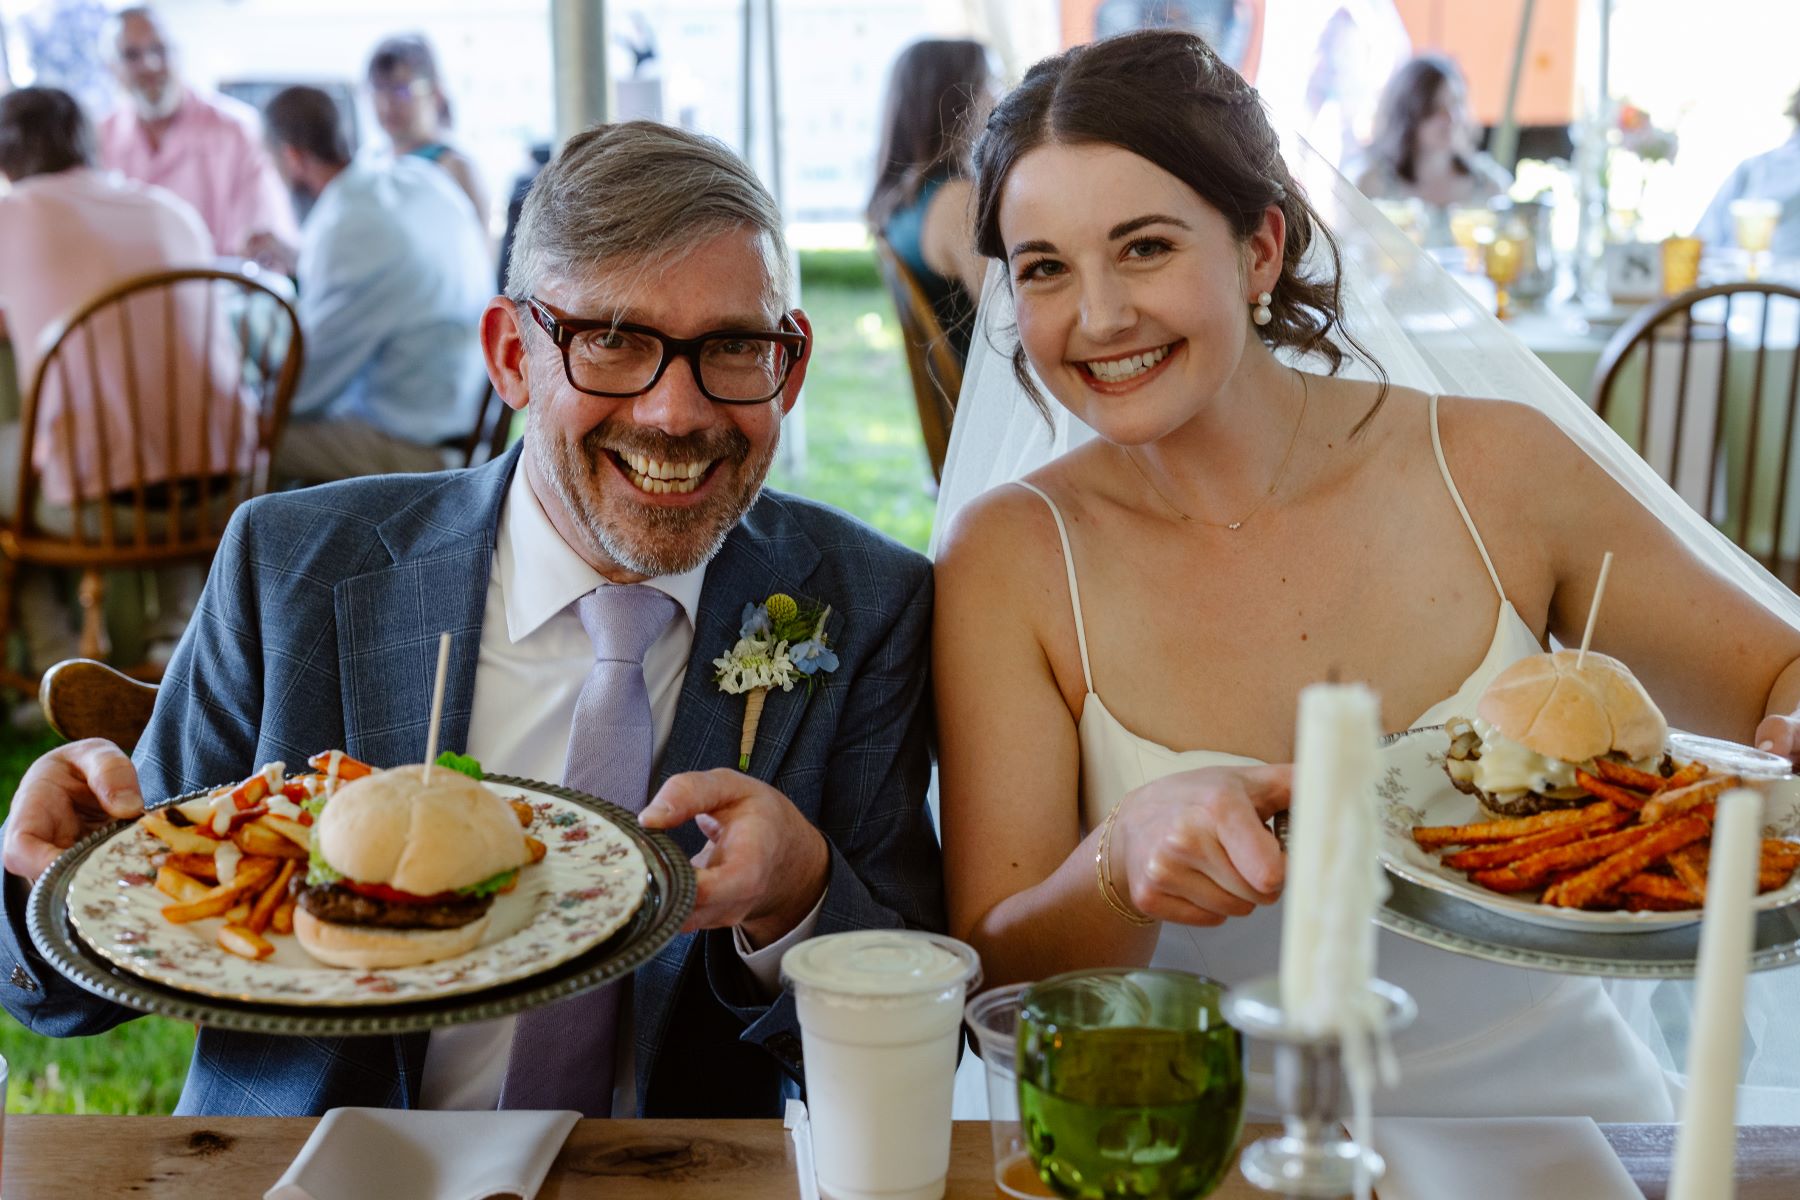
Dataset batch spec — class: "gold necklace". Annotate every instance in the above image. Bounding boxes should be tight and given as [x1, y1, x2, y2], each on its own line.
[1125, 371, 1311, 531]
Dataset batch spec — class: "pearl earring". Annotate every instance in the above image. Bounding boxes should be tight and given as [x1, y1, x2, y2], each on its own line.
[1252, 291, 1273, 327]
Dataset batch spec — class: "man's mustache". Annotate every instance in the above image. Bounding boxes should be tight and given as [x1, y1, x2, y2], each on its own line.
[584, 421, 751, 465]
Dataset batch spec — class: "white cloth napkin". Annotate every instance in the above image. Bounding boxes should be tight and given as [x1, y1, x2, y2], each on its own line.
[264, 1107, 580, 1200]
[1371, 1117, 1640, 1200]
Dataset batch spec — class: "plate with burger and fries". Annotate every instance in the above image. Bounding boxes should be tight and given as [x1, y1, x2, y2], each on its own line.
[49, 751, 686, 1008]
[1376, 650, 1800, 934]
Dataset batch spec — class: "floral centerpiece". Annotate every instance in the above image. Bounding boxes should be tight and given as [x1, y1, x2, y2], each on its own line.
[713, 593, 838, 770]
[1607, 99, 1681, 239]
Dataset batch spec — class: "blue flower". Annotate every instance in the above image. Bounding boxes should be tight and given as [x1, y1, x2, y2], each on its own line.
[739, 602, 772, 639]
[788, 637, 839, 676]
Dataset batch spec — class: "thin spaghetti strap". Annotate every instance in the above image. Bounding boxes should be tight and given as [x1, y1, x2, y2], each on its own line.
[1014, 481, 1094, 692]
[1430, 394, 1507, 602]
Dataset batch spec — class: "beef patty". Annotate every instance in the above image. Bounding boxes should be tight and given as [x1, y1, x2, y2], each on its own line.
[295, 883, 494, 930]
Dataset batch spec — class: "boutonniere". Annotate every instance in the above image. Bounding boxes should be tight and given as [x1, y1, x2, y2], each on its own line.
[713, 592, 838, 770]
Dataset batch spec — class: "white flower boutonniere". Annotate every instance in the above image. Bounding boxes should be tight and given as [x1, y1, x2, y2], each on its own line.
[713, 592, 838, 770]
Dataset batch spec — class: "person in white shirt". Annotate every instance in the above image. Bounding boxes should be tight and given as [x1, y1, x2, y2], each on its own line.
[249, 85, 491, 484]
[1695, 86, 1800, 261]
[0, 121, 942, 1119]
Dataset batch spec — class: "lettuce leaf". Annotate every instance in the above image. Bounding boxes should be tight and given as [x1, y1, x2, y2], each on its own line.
[456, 868, 518, 898]
[435, 752, 483, 780]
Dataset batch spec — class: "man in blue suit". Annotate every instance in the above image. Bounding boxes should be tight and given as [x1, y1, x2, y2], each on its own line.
[0, 121, 943, 1118]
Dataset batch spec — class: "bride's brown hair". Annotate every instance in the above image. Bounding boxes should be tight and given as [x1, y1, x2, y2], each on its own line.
[972, 30, 1382, 419]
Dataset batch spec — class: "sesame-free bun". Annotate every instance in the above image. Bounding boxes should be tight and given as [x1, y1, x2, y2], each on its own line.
[1476, 649, 1667, 764]
[293, 907, 490, 969]
[313, 765, 529, 897]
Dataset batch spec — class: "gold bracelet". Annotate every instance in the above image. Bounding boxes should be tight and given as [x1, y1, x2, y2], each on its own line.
[1096, 802, 1154, 926]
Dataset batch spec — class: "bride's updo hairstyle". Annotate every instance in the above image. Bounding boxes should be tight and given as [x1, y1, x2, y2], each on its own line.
[973, 30, 1376, 415]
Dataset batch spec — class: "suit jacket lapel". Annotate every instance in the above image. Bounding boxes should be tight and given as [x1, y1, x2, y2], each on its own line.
[335, 449, 520, 768]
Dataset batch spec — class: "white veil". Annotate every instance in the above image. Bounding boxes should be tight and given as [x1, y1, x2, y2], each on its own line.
[931, 133, 1800, 1120]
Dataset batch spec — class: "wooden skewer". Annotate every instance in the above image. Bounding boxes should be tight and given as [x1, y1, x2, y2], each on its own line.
[1576, 551, 1614, 670]
[423, 631, 452, 783]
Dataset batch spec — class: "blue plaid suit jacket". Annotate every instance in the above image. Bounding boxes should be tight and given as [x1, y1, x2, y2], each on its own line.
[0, 446, 944, 1116]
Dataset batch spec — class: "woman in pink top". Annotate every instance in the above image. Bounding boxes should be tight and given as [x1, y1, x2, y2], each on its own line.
[0, 87, 231, 671]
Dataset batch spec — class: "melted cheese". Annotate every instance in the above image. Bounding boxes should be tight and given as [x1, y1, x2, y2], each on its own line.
[214, 840, 242, 885]
[1455, 717, 1581, 798]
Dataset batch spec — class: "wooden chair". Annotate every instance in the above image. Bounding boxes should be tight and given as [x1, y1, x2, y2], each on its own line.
[460, 381, 517, 468]
[873, 236, 963, 481]
[0, 268, 303, 695]
[1590, 281, 1800, 587]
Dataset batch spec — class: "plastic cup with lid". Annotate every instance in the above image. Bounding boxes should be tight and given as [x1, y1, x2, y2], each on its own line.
[781, 930, 982, 1200]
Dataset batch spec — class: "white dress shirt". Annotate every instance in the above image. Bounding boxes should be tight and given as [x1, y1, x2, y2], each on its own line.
[419, 464, 822, 1114]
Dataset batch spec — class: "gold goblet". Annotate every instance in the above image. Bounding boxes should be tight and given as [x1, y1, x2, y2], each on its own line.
[1484, 234, 1523, 319]
[1449, 206, 1496, 273]
[1731, 199, 1780, 280]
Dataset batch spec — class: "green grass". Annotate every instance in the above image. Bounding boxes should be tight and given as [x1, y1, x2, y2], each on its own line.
[0, 250, 929, 1114]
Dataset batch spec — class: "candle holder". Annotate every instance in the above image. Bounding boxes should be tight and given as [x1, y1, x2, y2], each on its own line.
[1221, 976, 1417, 1198]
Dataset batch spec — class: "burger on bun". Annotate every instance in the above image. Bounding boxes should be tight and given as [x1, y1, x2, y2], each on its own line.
[294, 764, 530, 969]
[1443, 649, 1668, 819]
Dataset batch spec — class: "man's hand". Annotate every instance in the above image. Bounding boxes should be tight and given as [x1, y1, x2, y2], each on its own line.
[242, 231, 298, 277]
[639, 769, 829, 948]
[2, 740, 144, 884]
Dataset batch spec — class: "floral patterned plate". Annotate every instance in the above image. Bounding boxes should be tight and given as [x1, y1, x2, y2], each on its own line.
[1376, 727, 1800, 934]
[64, 777, 652, 1006]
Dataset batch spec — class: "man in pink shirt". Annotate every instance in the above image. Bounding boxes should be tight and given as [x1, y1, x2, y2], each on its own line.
[98, 5, 297, 257]
[0, 87, 232, 673]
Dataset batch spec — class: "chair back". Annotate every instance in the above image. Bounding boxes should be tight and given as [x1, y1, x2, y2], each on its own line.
[1590, 281, 1800, 584]
[6, 267, 303, 569]
[39, 658, 158, 751]
[873, 236, 962, 481]
[461, 381, 516, 467]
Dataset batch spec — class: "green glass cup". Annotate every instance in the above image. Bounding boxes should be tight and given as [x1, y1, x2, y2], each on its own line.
[1016, 969, 1245, 1200]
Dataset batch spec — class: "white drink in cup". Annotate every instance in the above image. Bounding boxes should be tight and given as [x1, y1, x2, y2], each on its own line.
[782, 931, 981, 1200]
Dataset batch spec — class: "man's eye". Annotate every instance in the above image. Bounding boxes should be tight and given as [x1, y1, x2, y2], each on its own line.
[596, 332, 630, 351]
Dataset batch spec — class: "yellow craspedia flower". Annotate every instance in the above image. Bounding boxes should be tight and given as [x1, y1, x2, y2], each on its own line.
[765, 593, 798, 625]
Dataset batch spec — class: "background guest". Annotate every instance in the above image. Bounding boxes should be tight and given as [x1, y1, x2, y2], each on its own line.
[1694, 84, 1800, 260]
[366, 33, 490, 237]
[253, 85, 490, 485]
[0, 86, 228, 674]
[96, 4, 296, 258]
[866, 38, 994, 365]
[1352, 54, 1511, 239]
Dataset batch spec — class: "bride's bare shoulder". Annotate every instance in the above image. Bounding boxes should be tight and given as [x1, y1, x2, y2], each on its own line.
[1433, 393, 1589, 470]
[933, 453, 1107, 587]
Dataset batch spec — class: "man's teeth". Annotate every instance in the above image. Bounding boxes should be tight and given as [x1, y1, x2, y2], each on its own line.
[618, 451, 713, 495]
[1085, 344, 1172, 383]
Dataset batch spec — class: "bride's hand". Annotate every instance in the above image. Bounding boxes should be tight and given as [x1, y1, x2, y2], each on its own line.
[1754, 713, 1800, 769]
[1108, 765, 1290, 926]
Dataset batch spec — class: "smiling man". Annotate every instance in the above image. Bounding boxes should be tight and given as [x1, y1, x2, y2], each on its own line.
[0, 122, 943, 1119]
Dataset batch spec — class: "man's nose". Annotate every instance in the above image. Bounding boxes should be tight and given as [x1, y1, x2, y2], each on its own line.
[627, 356, 715, 436]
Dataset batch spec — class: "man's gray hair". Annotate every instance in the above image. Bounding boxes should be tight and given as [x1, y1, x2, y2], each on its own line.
[505, 120, 793, 313]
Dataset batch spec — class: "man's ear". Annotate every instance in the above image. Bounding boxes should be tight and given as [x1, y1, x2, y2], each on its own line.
[482, 297, 532, 412]
[777, 308, 813, 417]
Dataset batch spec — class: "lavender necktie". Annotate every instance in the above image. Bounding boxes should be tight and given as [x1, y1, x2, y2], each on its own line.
[499, 583, 678, 1116]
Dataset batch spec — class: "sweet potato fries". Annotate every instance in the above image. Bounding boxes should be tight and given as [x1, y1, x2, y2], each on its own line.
[1411, 757, 1800, 912]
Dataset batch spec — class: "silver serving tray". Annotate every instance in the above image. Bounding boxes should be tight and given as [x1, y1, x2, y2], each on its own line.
[1378, 874, 1800, 979]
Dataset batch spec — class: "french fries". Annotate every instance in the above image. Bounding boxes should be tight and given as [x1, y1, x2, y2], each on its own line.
[155, 865, 210, 904]
[524, 834, 547, 864]
[218, 925, 274, 961]
[231, 821, 309, 860]
[1412, 751, 1800, 915]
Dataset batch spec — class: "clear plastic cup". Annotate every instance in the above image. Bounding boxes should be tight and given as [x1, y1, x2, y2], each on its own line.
[782, 931, 981, 1200]
[964, 983, 1056, 1198]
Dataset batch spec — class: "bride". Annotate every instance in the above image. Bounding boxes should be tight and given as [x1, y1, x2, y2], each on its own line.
[932, 29, 1800, 1120]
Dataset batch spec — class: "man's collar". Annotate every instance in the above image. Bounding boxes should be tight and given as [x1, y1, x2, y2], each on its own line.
[498, 461, 706, 643]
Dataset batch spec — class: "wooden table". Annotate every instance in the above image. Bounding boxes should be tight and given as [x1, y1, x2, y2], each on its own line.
[4, 1117, 1797, 1198]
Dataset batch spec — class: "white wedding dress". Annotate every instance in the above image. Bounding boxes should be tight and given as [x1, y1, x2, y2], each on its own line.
[1010, 395, 1673, 1120]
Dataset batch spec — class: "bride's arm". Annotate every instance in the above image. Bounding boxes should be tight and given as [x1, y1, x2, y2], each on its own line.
[1449, 398, 1800, 740]
[934, 489, 1286, 987]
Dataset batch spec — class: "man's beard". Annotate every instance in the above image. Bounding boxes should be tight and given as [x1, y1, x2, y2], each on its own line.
[529, 408, 774, 578]
[131, 82, 182, 122]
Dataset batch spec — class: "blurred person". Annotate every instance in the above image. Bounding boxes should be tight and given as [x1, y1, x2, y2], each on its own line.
[367, 33, 489, 236]
[96, 5, 297, 257]
[1352, 54, 1510, 241]
[252, 86, 490, 485]
[0, 86, 234, 673]
[1694, 85, 1800, 260]
[866, 38, 995, 365]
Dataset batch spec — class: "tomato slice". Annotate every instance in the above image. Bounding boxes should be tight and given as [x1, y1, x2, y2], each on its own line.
[281, 782, 311, 804]
[340, 880, 456, 905]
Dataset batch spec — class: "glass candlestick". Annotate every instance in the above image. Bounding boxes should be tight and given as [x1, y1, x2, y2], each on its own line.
[1221, 976, 1417, 1199]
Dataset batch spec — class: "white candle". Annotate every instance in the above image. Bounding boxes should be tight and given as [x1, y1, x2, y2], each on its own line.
[1280, 683, 1385, 1035]
[1668, 788, 1761, 1200]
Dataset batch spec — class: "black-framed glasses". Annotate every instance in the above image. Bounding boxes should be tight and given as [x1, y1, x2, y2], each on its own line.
[525, 297, 807, 405]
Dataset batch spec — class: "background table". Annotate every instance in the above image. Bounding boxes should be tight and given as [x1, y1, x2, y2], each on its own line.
[4, 1117, 1796, 1198]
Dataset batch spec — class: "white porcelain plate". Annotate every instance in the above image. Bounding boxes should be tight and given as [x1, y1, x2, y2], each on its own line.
[1376, 727, 1800, 933]
[65, 779, 649, 1006]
